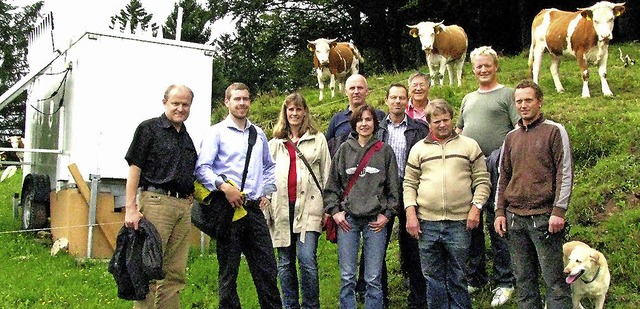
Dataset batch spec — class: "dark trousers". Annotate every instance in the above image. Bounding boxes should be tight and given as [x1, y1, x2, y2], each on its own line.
[467, 205, 515, 288]
[217, 207, 283, 309]
[398, 208, 428, 309]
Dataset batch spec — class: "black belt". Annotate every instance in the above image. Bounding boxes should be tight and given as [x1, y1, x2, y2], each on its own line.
[244, 199, 260, 210]
[143, 186, 190, 199]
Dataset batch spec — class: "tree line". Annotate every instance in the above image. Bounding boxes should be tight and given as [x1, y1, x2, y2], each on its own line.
[1, 0, 638, 137]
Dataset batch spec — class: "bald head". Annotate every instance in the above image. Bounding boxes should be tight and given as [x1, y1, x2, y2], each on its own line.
[345, 74, 369, 109]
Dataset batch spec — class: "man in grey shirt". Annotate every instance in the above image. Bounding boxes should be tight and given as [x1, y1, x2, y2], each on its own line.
[456, 46, 519, 307]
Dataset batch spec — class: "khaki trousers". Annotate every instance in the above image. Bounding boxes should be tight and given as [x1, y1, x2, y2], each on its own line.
[134, 191, 192, 309]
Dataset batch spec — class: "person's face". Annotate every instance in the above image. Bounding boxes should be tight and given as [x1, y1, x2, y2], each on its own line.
[385, 86, 408, 117]
[345, 76, 369, 108]
[356, 110, 375, 139]
[514, 87, 542, 124]
[429, 112, 454, 140]
[225, 89, 251, 120]
[286, 102, 306, 128]
[472, 55, 498, 86]
[163, 87, 192, 126]
[409, 76, 430, 103]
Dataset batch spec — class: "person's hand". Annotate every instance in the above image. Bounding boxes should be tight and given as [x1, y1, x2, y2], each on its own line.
[333, 211, 350, 232]
[369, 214, 389, 233]
[259, 196, 270, 211]
[467, 206, 481, 230]
[405, 206, 421, 240]
[220, 182, 244, 208]
[494, 216, 507, 237]
[548, 215, 565, 234]
[124, 205, 144, 230]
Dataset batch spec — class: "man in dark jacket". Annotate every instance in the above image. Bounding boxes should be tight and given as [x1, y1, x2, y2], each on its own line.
[378, 83, 429, 308]
[494, 80, 573, 308]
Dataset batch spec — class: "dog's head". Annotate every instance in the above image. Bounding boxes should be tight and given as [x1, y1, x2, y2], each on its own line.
[564, 245, 601, 284]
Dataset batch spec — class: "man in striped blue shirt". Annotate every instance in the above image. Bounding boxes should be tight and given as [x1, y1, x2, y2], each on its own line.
[378, 83, 429, 308]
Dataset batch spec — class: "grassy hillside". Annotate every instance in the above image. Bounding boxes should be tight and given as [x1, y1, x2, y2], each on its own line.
[0, 43, 639, 308]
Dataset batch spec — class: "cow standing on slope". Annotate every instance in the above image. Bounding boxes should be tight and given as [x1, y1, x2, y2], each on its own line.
[308, 38, 364, 101]
[408, 21, 468, 87]
[529, 1, 626, 98]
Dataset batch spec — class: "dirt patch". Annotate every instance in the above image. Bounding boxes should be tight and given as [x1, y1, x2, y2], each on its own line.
[594, 192, 639, 222]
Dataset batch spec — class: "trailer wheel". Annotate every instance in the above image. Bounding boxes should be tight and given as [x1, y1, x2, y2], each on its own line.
[21, 174, 50, 231]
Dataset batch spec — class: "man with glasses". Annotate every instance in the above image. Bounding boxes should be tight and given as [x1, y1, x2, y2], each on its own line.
[405, 72, 431, 123]
[494, 79, 573, 309]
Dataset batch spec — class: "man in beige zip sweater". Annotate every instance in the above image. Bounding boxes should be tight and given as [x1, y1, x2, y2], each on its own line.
[403, 99, 490, 309]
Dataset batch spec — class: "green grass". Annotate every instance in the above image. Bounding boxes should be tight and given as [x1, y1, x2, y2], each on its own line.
[2, 42, 640, 307]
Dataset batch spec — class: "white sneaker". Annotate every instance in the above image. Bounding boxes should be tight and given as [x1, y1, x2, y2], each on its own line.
[467, 285, 480, 294]
[491, 287, 514, 307]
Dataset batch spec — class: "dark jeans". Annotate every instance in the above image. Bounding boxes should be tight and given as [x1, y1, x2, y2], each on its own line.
[398, 208, 427, 309]
[468, 205, 515, 288]
[506, 212, 572, 309]
[217, 207, 283, 309]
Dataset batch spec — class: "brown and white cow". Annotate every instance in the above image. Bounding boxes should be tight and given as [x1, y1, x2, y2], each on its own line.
[529, 1, 626, 98]
[307, 38, 364, 101]
[407, 21, 468, 87]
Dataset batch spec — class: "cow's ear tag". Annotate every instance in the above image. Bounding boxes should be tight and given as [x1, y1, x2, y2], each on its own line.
[586, 15, 592, 21]
[411, 32, 418, 38]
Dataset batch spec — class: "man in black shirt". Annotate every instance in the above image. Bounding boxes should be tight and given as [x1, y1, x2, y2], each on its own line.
[124, 84, 197, 308]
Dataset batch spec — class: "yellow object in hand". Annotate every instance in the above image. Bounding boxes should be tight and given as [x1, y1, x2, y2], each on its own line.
[225, 179, 248, 222]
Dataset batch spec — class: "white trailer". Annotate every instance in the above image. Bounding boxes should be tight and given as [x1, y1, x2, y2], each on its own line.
[0, 11, 214, 258]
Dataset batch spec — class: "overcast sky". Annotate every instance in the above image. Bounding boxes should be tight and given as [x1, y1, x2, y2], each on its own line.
[9, 0, 235, 40]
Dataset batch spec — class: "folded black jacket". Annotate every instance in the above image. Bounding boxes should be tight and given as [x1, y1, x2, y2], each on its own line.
[108, 218, 164, 300]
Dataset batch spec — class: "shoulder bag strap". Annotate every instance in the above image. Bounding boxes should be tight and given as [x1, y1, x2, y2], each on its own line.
[342, 141, 384, 199]
[240, 125, 257, 191]
[287, 138, 322, 193]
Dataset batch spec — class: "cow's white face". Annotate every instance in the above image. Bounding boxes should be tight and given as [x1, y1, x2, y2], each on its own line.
[411, 22, 440, 52]
[583, 2, 625, 42]
[313, 39, 332, 66]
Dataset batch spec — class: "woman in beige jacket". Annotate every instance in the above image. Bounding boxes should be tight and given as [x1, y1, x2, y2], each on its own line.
[267, 92, 331, 309]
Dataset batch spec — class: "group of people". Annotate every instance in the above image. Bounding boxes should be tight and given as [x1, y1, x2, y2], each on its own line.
[122, 45, 574, 309]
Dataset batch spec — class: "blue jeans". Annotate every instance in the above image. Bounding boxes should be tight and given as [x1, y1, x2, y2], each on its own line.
[506, 212, 572, 309]
[338, 215, 387, 309]
[277, 231, 320, 309]
[468, 205, 515, 288]
[418, 220, 472, 309]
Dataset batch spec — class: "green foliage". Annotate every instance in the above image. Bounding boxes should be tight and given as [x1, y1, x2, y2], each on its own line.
[0, 0, 42, 137]
[163, 0, 212, 44]
[109, 0, 158, 36]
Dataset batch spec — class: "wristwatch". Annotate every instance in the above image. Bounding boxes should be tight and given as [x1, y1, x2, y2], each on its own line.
[472, 201, 484, 210]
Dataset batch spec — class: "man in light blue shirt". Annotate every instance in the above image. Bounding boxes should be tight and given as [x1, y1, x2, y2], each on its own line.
[195, 82, 282, 309]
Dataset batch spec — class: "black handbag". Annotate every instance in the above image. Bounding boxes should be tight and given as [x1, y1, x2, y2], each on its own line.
[191, 125, 257, 239]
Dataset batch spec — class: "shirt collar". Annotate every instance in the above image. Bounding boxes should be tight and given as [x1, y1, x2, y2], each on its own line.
[158, 113, 186, 133]
[384, 114, 408, 126]
[223, 114, 254, 132]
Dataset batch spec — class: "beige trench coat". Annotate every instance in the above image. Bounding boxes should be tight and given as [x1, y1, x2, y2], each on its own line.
[266, 131, 331, 247]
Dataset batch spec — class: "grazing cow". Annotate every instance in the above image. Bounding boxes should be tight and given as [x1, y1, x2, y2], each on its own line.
[407, 21, 468, 87]
[8, 136, 24, 163]
[529, 1, 626, 97]
[307, 38, 364, 101]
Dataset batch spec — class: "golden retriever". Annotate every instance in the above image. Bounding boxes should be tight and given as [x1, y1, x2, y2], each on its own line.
[563, 241, 611, 309]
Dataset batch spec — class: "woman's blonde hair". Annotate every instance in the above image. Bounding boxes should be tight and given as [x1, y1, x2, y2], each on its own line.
[272, 92, 318, 138]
